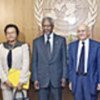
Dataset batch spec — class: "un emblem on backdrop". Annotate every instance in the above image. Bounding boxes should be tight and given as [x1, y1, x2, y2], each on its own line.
[34, 0, 97, 39]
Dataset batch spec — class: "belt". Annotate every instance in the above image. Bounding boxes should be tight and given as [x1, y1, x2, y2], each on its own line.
[76, 72, 87, 76]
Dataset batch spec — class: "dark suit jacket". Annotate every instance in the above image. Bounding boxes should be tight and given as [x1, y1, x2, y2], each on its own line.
[68, 39, 100, 95]
[32, 33, 67, 88]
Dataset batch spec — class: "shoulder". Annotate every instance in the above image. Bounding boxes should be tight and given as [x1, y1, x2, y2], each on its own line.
[68, 40, 78, 47]
[0, 42, 5, 49]
[13, 41, 29, 50]
[21, 42, 29, 49]
[54, 33, 65, 39]
[0, 42, 3, 47]
[90, 39, 100, 47]
[33, 35, 43, 44]
[54, 33, 66, 43]
[0, 43, 4, 51]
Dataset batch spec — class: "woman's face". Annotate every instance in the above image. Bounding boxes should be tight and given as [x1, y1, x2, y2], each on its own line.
[5, 27, 18, 42]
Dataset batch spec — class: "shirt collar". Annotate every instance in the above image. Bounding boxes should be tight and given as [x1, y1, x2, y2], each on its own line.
[44, 33, 54, 43]
[3, 40, 24, 50]
[79, 38, 89, 46]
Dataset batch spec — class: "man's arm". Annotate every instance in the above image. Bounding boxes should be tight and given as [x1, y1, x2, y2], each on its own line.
[32, 40, 38, 82]
[68, 43, 75, 90]
[61, 38, 67, 87]
[32, 40, 40, 90]
[97, 45, 100, 90]
[62, 38, 67, 79]
[68, 44, 73, 82]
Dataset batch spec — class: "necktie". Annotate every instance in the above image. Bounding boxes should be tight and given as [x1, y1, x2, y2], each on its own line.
[78, 42, 85, 75]
[46, 35, 51, 59]
[7, 50, 12, 69]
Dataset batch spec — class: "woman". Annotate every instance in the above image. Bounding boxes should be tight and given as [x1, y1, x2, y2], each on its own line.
[0, 24, 30, 100]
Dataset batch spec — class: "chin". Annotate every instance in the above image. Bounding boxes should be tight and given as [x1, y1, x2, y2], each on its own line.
[79, 36, 86, 40]
[9, 39, 15, 42]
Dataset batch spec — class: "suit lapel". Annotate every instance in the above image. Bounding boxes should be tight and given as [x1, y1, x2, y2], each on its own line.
[40, 34, 59, 61]
[50, 34, 58, 61]
[87, 39, 93, 71]
[40, 35, 48, 60]
[74, 40, 79, 68]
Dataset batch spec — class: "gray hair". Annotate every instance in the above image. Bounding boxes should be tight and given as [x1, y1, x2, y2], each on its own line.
[42, 17, 54, 28]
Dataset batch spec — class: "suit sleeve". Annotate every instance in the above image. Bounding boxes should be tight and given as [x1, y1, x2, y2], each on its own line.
[62, 38, 67, 79]
[31, 40, 38, 82]
[68, 44, 74, 82]
[97, 45, 100, 83]
[19, 43, 30, 83]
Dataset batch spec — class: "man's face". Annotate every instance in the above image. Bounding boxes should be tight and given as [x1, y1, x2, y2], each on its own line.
[77, 25, 89, 41]
[42, 20, 53, 35]
[5, 27, 17, 42]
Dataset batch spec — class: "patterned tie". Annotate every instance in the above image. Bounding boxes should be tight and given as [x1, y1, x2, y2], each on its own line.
[46, 35, 51, 59]
[7, 50, 12, 69]
[78, 42, 85, 75]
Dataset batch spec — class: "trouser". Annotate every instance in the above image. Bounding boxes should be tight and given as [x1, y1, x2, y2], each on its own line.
[38, 82, 62, 100]
[74, 75, 97, 100]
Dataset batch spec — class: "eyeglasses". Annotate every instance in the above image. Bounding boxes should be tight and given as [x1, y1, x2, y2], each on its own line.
[77, 30, 86, 33]
[42, 25, 52, 27]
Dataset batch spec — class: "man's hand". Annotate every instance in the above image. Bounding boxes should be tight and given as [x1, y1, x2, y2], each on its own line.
[34, 80, 40, 90]
[97, 84, 100, 90]
[16, 82, 23, 90]
[4, 80, 13, 88]
[61, 78, 66, 88]
[69, 82, 72, 91]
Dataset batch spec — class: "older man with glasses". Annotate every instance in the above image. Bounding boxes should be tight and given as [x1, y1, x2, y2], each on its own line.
[68, 24, 100, 100]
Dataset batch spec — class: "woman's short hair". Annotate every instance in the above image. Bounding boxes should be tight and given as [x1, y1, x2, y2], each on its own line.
[4, 24, 19, 36]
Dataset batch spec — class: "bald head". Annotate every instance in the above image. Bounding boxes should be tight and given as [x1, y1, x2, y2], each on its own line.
[77, 24, 90, 41]
[77, 24, 89, 32]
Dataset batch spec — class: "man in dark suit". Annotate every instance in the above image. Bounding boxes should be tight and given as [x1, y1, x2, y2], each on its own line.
[68, 24, 100, 100]
[32, 17, 67, 100]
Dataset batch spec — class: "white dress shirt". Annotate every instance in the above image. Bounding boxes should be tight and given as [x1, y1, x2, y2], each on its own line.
[76, 39, 89, 73]
[44, 33, 54, 53]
